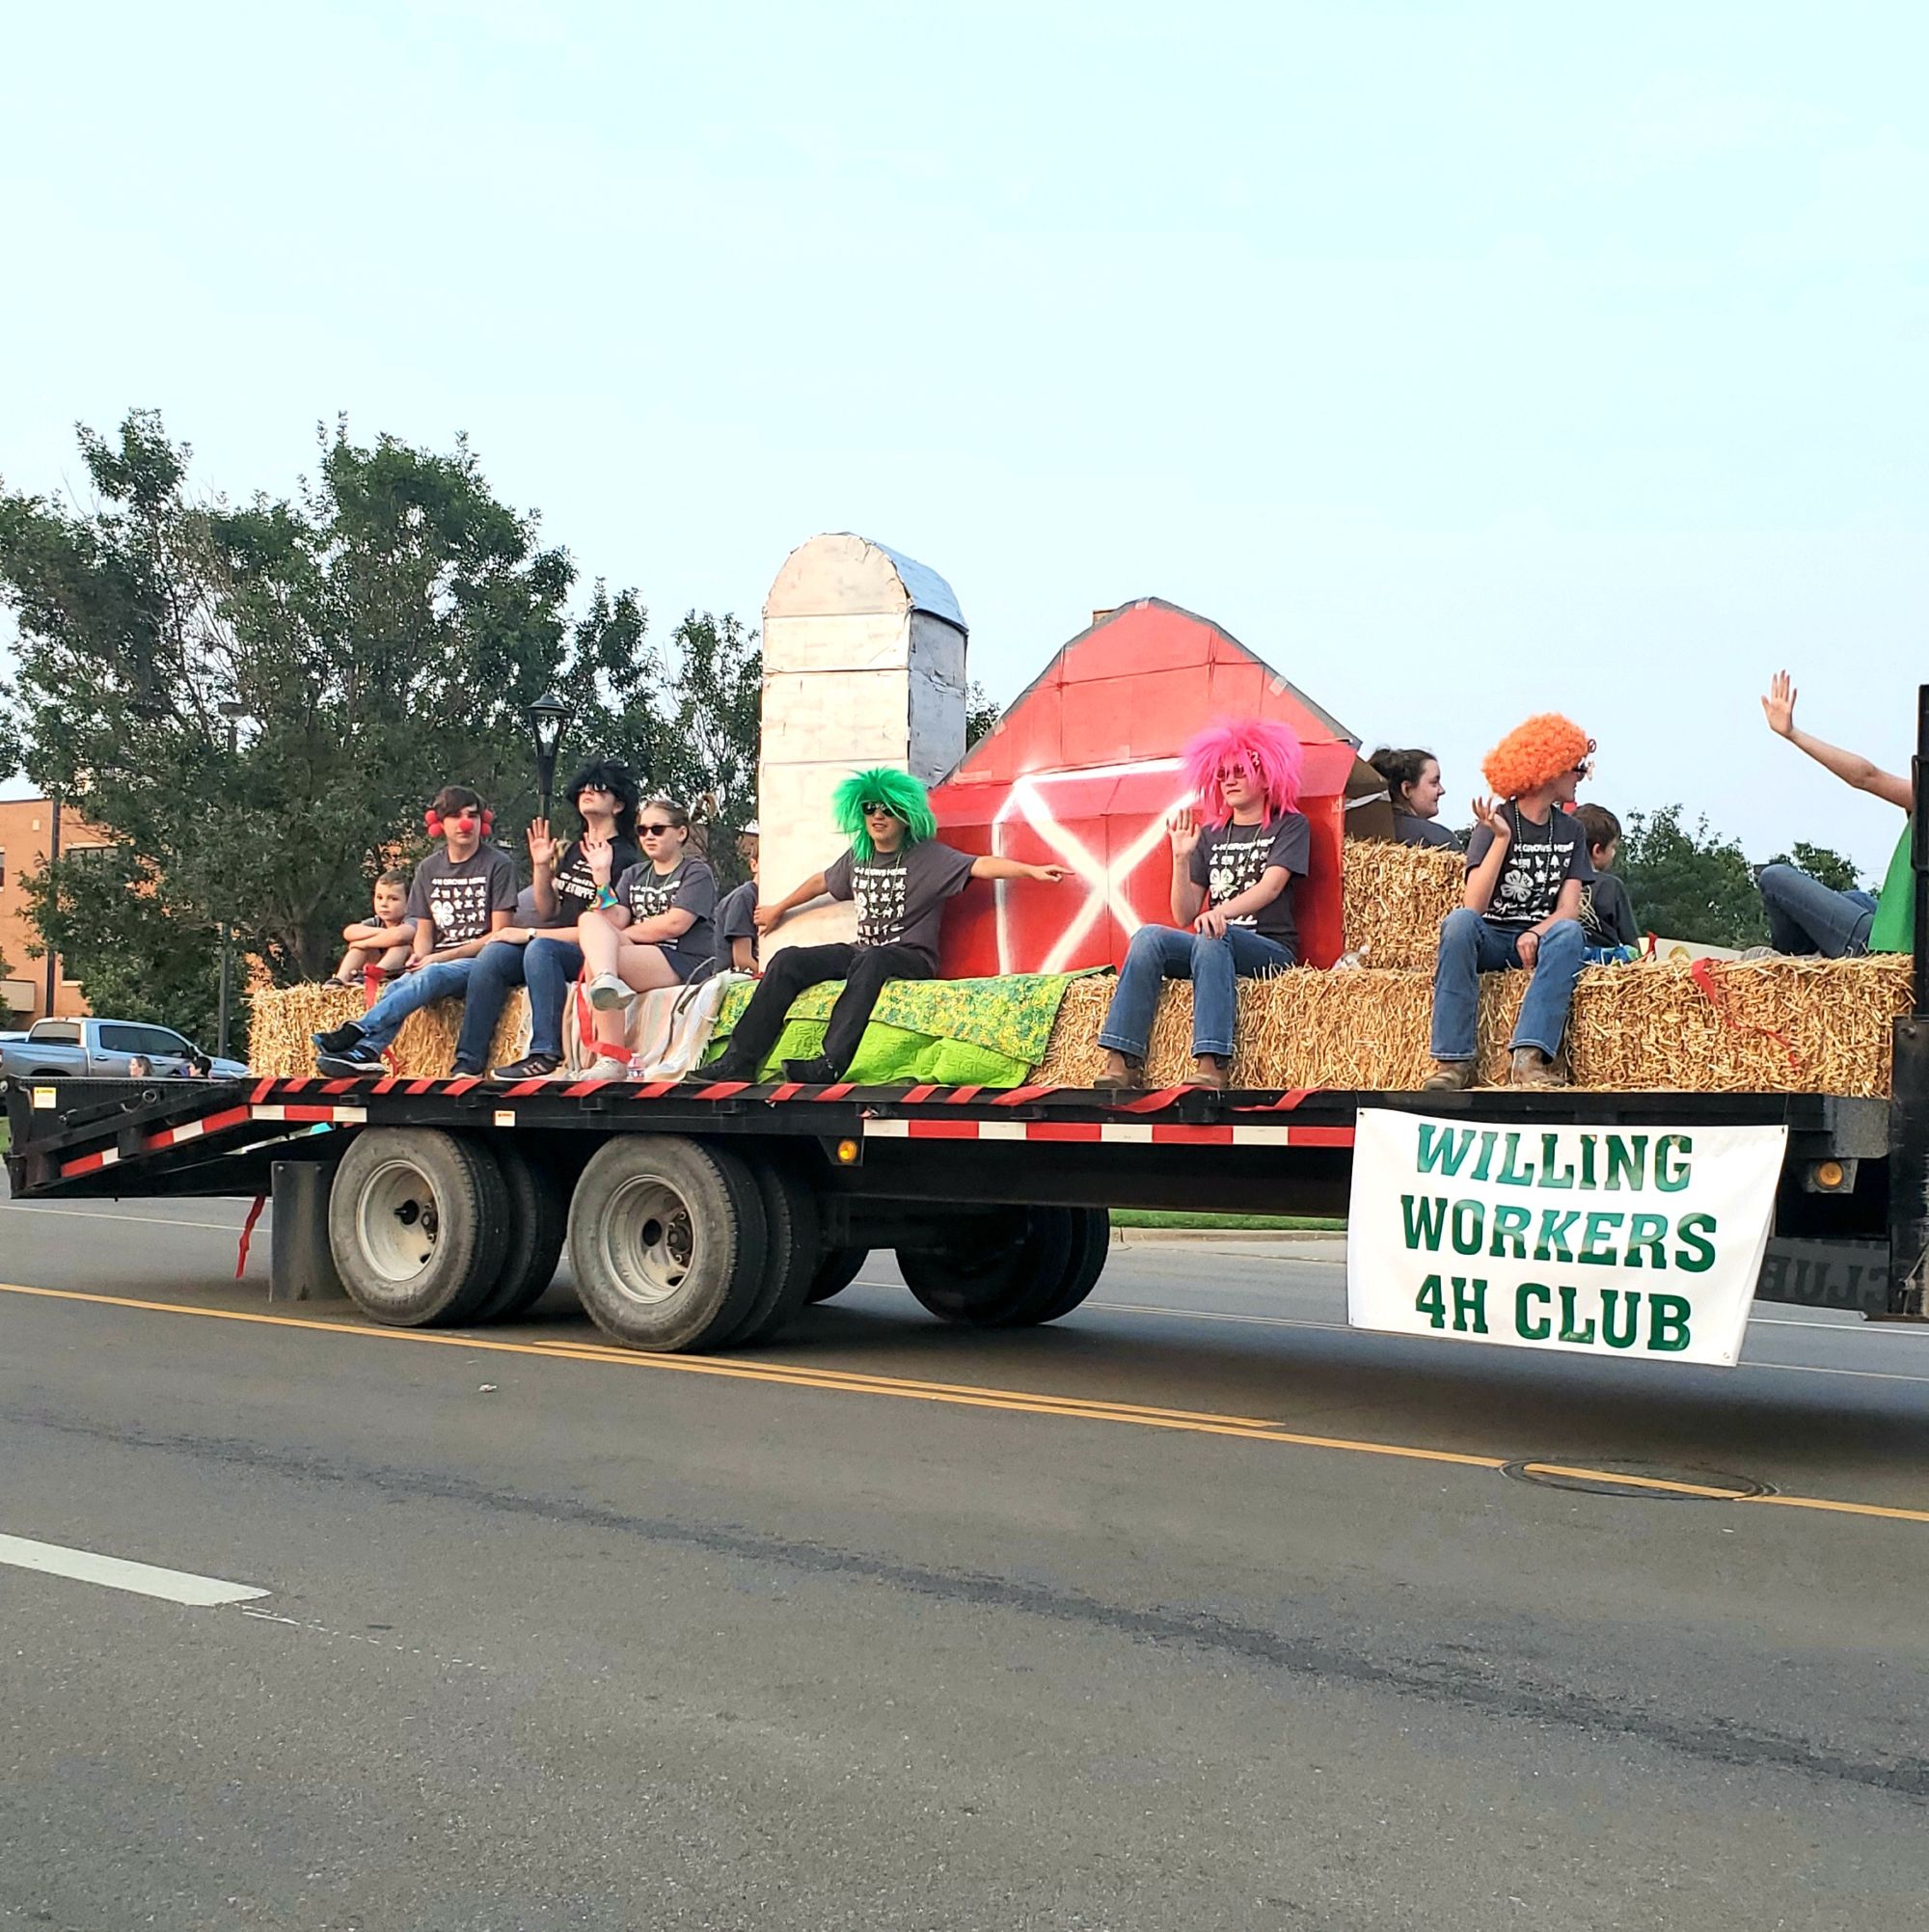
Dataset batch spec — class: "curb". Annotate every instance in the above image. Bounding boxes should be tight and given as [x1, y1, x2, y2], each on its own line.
[1111, 1228, 1347, 1247]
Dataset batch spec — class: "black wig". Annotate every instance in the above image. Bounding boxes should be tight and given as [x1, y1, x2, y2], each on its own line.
[565, 759, 642, 842]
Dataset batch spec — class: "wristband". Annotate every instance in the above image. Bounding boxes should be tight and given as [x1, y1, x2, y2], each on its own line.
[595, 885, 620, 911]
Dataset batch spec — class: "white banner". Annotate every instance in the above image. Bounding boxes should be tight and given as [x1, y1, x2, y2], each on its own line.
[1346, 1111, 1788, 1368]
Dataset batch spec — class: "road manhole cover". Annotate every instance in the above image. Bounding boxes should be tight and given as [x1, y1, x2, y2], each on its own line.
[1502, 1459, 1775, 1502]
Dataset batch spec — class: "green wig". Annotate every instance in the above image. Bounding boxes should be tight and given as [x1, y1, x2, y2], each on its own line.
[833, 767, 937, 862]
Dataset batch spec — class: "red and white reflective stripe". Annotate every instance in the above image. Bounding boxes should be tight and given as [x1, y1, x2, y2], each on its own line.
[252, 1103, 367, 1125]
[863, 1120, 1354, 1148]
[149, 1105, 254, 1149]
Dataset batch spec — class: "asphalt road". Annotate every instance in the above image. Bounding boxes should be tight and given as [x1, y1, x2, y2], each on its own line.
[4, 1184, 1928, 1930]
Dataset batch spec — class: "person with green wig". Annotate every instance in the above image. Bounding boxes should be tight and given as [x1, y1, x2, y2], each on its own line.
[700, 767, 1067, 1084]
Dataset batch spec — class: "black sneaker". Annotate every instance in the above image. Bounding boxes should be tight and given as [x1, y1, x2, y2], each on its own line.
[314, 1042, 386, 1076]
[684, 1057, 751, 1084]
[490, 1053, 561, 1081]
[313, 1020, 365, 1055]
[781, 1055, 840, 1084]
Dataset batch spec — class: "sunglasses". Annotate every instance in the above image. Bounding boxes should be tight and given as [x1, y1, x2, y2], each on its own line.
[861, 801, 904, 819]
[575, 783, 614, 800]
[638, 821, 681, 837]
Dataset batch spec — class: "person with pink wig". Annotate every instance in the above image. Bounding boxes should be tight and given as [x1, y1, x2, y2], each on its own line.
[1424, 713, 1595, 1091]
[1096, 719, 1310, 1092]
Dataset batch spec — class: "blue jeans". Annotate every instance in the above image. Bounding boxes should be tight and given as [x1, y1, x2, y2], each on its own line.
[1097, 923, 1295, 1061]
[1758, 864, 1877, 959]
[1429, 909, 1584, 1062]
[354, 957, 477, 1052]
[454, 937, 583, 1068]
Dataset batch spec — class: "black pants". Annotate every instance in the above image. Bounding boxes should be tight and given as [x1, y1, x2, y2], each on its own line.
[717, 941, 935, 1077]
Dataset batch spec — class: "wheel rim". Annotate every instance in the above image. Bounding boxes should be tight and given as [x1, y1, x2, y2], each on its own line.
[598, 1175, 700, 1306]
[356, 1156, 444, 1283]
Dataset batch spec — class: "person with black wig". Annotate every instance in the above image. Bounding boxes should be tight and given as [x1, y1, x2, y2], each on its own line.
[466, 760, 644, 1080]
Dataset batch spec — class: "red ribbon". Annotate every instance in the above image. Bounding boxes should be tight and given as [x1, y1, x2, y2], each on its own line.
[235, 1194, 266, 1280]
[1689, 957, 1799, 1068]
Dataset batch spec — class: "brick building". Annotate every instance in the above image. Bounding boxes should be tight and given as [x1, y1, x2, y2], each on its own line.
[0, 797, 111, 1025]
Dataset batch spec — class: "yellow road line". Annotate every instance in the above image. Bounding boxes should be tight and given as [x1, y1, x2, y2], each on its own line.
[1518, 1463, 1757, 1501]
[5, 1281, 1927, 1525]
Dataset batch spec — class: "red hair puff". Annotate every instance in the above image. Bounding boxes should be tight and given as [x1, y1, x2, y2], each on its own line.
[1481, 715, 1594, 799]
[1182, 718, 1305, 828]
[423, 805, 494, 838]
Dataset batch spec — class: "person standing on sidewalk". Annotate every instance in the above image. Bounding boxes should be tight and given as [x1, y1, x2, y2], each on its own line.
[1424, 715, 1594, 1091]
[1754, 670, 1914, 958]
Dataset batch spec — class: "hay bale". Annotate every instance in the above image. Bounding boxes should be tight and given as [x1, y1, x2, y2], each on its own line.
[1342, 838, 1464, 969]
[249, 981, 530, 1077]
[1032, 955, 1912, 1096]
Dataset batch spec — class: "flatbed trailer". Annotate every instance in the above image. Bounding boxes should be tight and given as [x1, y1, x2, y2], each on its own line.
[4, 1065, 1915, 1352]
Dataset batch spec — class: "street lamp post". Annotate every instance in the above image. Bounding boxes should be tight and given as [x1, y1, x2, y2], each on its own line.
[526, 690, 573, 824]
[215, 700, 249, 1062]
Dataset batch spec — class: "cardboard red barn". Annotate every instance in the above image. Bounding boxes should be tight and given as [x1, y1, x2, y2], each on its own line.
[931, 600, 1387, 975]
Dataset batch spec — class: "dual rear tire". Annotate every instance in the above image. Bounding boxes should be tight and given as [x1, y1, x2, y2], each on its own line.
[897, 1206, 1109, 1328]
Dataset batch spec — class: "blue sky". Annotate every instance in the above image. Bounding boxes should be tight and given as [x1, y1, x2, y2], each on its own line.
[3, 1, 1923, 871]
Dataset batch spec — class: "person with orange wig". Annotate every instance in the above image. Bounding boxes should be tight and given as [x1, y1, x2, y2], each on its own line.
[1424, 714, 1595, 1090]
[1097, 719, 1310, 1092]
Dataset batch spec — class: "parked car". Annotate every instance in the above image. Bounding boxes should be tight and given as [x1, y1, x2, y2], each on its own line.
[0, 1018, 248, 1080]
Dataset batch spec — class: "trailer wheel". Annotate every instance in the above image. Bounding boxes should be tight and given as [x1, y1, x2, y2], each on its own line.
[897, 1208, 1076, 1327]
[568, 1136, 767, 1351]
[1034, 1207, 1112, 1322]
[726, 1160, 825, 1347]
[328, 1129, 508, 1327]
[805, 1246, 869, 1305]
[472, 1140, 569, 1323]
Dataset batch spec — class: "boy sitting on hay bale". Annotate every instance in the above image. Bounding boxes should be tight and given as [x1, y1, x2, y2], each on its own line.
[1097, 719, 1310, 1093]
[312, 785, 517, 1076]
[1425, 715, 1595, 1092]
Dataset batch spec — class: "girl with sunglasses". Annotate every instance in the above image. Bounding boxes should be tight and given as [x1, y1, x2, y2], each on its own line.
[476, 761, 642, 1081]
[574, 798, 719, 1078]
[1096, 719, 1310, 1093]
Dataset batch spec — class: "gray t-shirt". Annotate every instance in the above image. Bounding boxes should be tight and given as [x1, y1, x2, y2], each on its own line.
[614, 857, 718, 980]
[1394, 813, 1461, 852]
[1187, 812, 1311, 954]
[405, 844, 518, 950]
[717, 880, 758, 965]
[825, 840, 978, 967]
[1581, 869, 1639, 947]
[1466, 803, 1595, 931]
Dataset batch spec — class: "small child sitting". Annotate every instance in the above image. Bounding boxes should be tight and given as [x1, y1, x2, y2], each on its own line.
[329, 869, 414, 988]
[1572, 803, 1640, 964]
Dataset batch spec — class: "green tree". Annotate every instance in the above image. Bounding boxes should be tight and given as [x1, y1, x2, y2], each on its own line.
[1764, 841, 1865, 894]
[0, 411, 761, 1037]
[965, 680, 1003, 748]
[1616, 805, 1768, 949]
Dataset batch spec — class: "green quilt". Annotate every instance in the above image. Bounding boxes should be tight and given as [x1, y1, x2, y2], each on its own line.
[707, 972, 1090, 1086]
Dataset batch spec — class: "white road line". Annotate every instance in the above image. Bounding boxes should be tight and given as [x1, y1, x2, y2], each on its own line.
[0, 1533, 268, 1606]
[1, 1204, 254, 1234]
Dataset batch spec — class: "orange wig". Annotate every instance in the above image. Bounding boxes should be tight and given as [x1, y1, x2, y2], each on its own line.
[1481, 714, 1594, 800]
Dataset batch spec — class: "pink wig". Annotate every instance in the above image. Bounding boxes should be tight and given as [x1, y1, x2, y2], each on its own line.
[1182, 718, 1306, 828]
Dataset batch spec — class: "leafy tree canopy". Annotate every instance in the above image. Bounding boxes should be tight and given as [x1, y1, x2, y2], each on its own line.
[0, 410, 758, 1037]
[1616, 804, 1768, 949]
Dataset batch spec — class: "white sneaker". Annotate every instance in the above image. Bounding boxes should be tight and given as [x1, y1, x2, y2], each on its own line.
[583, 1055, 632, 1082]
[586, 972, 628, 1010]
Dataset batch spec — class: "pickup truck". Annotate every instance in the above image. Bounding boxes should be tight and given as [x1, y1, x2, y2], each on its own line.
[0, 1018, 247, 1080]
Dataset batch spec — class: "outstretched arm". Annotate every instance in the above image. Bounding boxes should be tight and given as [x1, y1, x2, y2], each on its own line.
[1762, 671, 1913, 811]
[967, 857, 1068, 884]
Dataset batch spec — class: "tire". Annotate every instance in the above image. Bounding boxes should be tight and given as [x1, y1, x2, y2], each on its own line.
[567, 1136, 768, 1351]
[328, 1128, 509, 1328]
[805, 1246, 869, 1305]
[725, 1159, 824, 1347]
[897, 1208, 1077, 1328]
[471, 1140, 569, 1323]
[1033, 1207, 1112, 1323]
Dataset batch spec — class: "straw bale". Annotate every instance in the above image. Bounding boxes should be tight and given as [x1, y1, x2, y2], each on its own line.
[1032, 955, 1912, 1096]
[1341, 838, 1464, 969]
[248, 982, 530, 1077]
